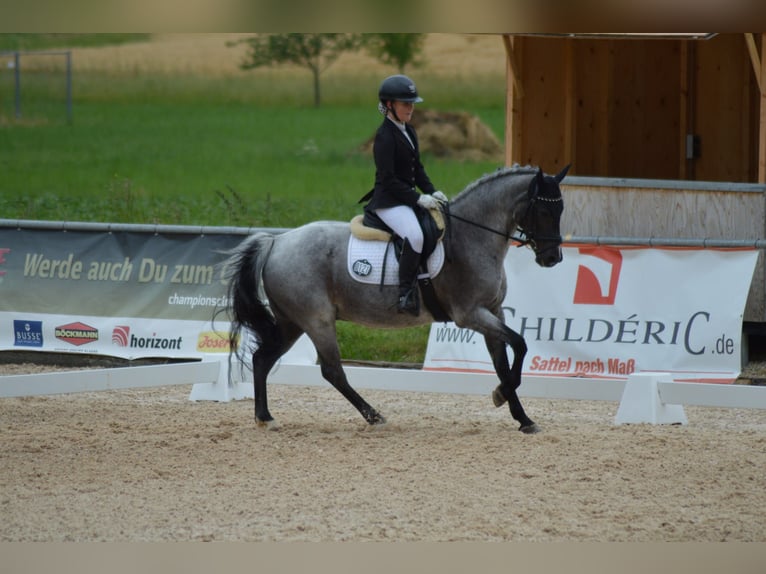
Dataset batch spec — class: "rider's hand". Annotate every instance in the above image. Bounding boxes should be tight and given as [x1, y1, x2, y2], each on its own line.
[432, 191, 448, 203]
[417, 194, 440, 210]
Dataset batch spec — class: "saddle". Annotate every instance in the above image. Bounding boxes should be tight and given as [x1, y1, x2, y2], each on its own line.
[350, 206, 446, 260]
[349, 206, 450, 322]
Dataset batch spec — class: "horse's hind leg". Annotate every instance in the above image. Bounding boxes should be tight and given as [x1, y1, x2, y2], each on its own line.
[309, 325, 386, 425]
[252, 322, 303, 429]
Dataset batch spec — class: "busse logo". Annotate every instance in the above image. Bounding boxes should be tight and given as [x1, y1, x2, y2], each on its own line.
[573, 247, 623, 305]
[197, 331, 237, 353]
[14, 320, 43, 348]
[55, 321, 99, 346]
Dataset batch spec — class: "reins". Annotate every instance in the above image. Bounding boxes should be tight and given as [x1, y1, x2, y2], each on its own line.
[443, 204, 532, 245]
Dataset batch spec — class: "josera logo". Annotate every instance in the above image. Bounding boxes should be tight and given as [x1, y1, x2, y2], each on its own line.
[14, 320, 43, 348]
[573, 247, 623, 305]
[197, 331, 237, 353]
[55, 321, 99, 346]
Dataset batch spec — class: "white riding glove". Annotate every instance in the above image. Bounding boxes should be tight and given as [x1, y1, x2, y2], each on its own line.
[417, 194, 440, 210]
[432, 190, 448, 203]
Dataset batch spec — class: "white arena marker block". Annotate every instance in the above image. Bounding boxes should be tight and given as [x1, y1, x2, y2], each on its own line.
[189, 358, 253, 402]
[614, 372, 687, 426]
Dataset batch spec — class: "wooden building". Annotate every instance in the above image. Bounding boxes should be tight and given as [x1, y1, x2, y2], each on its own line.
[499, 33, 766, 325]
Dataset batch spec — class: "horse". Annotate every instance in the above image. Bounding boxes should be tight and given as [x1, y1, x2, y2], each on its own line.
[224, 164, 569, 433]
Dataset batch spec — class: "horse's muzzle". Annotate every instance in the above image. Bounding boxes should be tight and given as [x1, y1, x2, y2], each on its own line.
[535, 244, 563, 267]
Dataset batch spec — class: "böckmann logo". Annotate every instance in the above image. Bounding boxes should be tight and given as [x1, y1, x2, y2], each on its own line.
[55, 321, 99, 346]
[573, 247, 623, 305]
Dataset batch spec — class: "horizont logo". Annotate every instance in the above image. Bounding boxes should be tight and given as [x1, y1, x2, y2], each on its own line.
[112, 325, 182, 350]
[573, 247, 623, 305]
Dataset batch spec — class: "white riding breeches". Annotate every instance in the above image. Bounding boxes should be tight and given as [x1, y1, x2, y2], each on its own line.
[375, 205, 424, 253]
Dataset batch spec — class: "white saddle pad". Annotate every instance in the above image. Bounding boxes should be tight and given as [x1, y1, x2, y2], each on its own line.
[347, 236, 446, 285]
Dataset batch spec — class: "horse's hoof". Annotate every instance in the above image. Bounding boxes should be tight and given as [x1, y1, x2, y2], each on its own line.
[519, 422, 541, 434]
[492, 387, 507, 407]
[367, 412, 387, 425]
[256, 418, 279, 431]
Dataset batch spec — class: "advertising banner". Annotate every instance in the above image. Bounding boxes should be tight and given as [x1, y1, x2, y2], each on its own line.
[0, 227, 315, 364]
[424, 244, 759, 384]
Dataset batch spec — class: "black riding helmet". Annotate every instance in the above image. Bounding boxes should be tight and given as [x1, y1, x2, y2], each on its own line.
[378, 74, 423, 104]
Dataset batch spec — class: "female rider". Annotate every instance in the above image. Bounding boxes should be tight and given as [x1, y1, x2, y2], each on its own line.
[361, 74, 447, 315]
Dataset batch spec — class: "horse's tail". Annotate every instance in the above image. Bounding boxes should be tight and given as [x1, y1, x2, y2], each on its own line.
[224, 232, 280, 366]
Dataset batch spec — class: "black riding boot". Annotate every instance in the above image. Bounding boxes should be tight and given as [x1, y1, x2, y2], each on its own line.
[397, 239, 421, 316]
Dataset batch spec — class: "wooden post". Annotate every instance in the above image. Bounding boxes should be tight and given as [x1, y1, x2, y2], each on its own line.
[503, 34, 523, 167]
[745, 33, 762, 92]
[679, 41, 689, 180]
[598, 41, 612, 176]
[563, 38, 576, 171]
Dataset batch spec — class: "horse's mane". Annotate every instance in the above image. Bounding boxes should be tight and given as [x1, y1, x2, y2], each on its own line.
[452, 163, 539, 204]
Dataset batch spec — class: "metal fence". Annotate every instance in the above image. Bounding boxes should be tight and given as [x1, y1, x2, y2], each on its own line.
[0, 50, 72, 124]
[2, 218, 765, 249]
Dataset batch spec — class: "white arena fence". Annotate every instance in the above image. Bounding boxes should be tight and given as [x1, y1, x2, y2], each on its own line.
[1, 219, 766, 425]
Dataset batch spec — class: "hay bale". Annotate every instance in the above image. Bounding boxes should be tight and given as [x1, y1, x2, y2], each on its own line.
[359, 109, 503, 162]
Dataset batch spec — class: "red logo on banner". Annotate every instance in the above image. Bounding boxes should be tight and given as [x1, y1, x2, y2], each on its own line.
[55, 322, 99, 346]
[0, 247, 10, 277]
[112, 326, 130, 347]
[573, 247, 623, 305]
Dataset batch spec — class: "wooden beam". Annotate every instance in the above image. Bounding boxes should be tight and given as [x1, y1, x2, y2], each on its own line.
[745, 33, 762, 92]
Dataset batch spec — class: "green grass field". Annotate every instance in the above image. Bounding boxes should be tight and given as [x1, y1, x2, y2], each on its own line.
[1, 34, 507, 363]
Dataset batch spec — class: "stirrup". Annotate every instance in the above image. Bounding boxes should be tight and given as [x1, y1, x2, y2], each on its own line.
[397, 287, 420, 316]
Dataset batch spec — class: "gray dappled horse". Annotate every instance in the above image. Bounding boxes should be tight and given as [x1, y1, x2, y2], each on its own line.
[225, 164, 569, 433]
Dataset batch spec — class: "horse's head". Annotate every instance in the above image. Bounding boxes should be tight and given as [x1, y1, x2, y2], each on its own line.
[518, 165, 568, 267]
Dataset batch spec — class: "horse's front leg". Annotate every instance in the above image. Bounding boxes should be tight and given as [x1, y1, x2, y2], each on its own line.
[460, 307, 539, 433]
[484, 331, 539, 433]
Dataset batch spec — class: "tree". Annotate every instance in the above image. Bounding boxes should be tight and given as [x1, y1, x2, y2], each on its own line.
[232, 33, 363, 107]
[365, 34, 425, 73]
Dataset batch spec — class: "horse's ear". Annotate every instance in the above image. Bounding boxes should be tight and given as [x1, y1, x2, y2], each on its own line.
[528, 166, 544, 199]
[554, 163, 571, 183]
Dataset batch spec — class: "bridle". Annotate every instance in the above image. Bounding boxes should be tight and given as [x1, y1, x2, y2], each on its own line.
[442, 178, 563, 254]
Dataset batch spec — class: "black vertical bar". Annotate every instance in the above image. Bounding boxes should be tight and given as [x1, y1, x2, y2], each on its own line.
[66, 51, 72, 124]
[14, 51, 20, 119]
